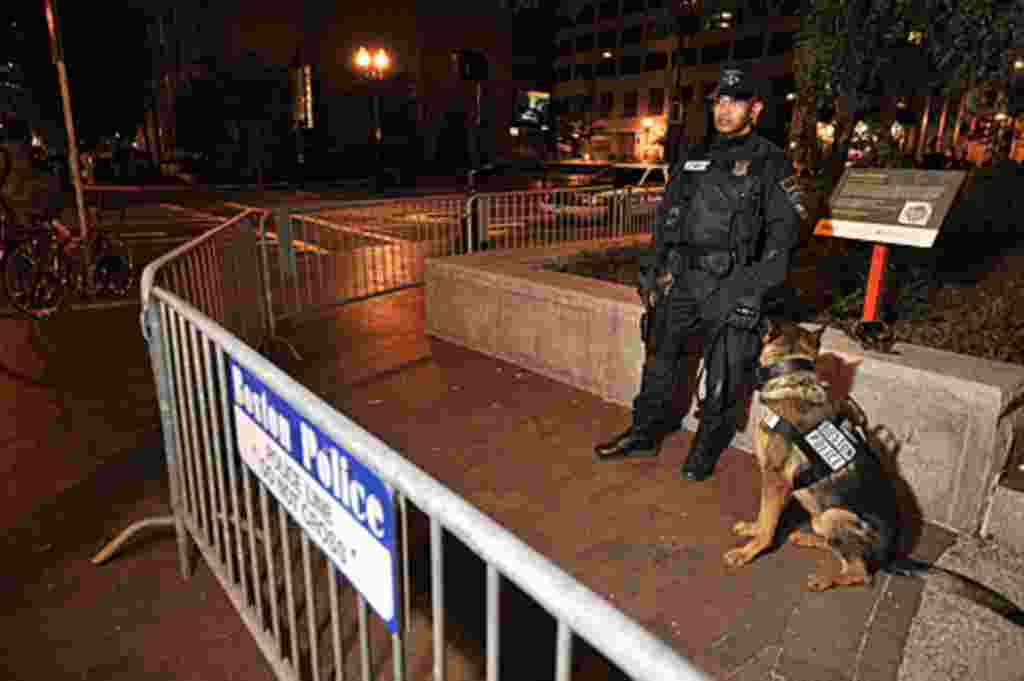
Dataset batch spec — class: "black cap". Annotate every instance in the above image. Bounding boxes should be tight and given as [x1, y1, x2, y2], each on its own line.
[708, 63, 763, 100]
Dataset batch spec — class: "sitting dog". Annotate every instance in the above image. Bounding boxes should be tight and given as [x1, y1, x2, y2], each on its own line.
[725, 320, 1024, 624]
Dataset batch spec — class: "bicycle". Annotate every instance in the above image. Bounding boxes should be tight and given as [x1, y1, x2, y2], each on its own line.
[1, 212, 135, 320]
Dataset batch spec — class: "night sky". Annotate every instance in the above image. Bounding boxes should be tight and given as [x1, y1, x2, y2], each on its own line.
[6, 0, 546, 148]
[7, 2, 150, 145]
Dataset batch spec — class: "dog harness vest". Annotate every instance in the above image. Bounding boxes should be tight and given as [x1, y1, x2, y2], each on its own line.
[762, 410, 869, 490]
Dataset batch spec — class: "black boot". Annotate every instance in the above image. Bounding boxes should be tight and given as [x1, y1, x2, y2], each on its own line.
[595, 427, 663, 460]
[680, 421, 734, 481]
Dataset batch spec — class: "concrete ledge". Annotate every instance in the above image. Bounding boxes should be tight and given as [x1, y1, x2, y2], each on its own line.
[425, 242, 1024, 536]
[983, 485, 1024, 553]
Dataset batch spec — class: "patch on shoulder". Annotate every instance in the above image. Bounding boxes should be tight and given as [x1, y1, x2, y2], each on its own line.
[683, 160, 711, 171]
[779, 174, 809, 220]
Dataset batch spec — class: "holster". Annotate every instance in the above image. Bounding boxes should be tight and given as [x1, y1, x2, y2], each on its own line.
[637, 260, 674, 352]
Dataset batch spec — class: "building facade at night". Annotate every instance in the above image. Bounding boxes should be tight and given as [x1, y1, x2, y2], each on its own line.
[551, 0, 799, 162]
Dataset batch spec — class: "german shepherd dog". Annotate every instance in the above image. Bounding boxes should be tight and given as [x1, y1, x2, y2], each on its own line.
[725, 319, 1024, 624]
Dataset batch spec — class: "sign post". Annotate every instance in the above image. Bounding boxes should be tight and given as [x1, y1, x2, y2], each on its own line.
[814, 168, 967, 320]
[862, 244, 889, 321]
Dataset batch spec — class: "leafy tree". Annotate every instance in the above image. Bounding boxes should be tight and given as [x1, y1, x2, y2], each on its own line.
[795, 0, 925, 179]
[796, 0, 1024, 177]
[915, 0, 1023, 159]
[918, 0, 1022, 88]
[174, 52, 292, 183]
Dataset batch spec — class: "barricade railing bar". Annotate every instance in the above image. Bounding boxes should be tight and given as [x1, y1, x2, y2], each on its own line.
[134, 280, 708, 681]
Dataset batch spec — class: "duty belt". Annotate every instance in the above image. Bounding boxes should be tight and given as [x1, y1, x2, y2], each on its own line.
[667, 244, 735, 278]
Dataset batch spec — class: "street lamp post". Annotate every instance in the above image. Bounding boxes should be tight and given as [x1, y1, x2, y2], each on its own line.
[355, 47, 390, 187]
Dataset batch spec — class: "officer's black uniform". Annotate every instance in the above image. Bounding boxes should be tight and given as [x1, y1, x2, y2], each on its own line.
[596, 64, 804, 481]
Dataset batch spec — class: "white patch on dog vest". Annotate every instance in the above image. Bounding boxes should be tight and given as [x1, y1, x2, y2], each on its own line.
[803, 419, 858, 470]
[763, 410, 859, 472]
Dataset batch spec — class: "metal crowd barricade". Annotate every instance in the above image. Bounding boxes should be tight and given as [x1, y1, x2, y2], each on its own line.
[466, 185, 664, 252]
[137, 208, 269, 349]
[258, 195, 466, 329]
[225, 185, 659, 331]
[96, 207, 708, 681]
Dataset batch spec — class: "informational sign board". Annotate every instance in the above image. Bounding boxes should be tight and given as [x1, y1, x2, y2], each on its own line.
[814, 168, 967, 248]
[228, 358, 399, 632]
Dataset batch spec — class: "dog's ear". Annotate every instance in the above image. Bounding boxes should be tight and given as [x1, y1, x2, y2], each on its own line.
[760, 318, 777, 343]
[811, 325, 827, 349]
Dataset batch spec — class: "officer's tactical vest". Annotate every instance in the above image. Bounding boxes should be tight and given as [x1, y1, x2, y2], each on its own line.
[659, 136, 783, 266]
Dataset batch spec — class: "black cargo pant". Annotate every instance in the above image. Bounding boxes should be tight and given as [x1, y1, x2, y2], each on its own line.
[632, 268, 759, 441]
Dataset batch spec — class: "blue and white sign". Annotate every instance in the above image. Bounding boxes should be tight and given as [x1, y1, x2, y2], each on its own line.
[228, 358, 399, 632]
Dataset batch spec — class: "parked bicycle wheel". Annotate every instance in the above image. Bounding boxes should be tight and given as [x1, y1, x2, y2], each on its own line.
[92, 236, 135, 297]
[2, 237, 69, 319]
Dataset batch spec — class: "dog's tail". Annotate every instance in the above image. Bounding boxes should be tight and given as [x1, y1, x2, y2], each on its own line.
[884, 557, 1024, 627]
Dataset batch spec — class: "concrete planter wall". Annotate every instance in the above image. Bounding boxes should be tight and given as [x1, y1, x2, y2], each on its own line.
[425, 242, 1024, 538]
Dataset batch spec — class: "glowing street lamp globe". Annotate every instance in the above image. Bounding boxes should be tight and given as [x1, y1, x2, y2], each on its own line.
[355, 47, 390, 78]
[355, 47, 371, 69]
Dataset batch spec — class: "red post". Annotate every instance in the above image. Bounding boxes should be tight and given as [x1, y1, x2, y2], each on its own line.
[862, 243, 889, 321]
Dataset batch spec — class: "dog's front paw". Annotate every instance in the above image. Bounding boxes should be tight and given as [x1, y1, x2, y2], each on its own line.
[724, 546, 757, 567]
[805, 572, 835, 592]
[732, 520, 758, 537]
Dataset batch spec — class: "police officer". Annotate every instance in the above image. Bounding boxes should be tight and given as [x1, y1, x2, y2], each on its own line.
[595, 63, 805, 481]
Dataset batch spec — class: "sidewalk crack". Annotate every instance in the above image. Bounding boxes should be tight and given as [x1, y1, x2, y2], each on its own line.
[851, 572, 892, 681]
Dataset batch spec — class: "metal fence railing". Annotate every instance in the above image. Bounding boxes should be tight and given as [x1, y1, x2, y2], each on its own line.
[467, 186, 663, 252]
[255, 195, 467, 329]
[93, 190, 710, 680]
[138, 208, 269, 349]
[212, 186, 660, 333]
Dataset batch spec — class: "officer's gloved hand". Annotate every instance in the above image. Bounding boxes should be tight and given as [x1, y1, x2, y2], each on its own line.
[638, 248, 667, 293]
[727, 295, 761, 331]
[637, 264, 656, 301]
